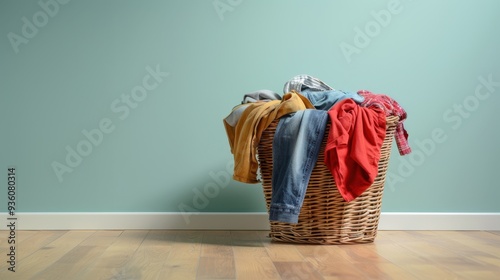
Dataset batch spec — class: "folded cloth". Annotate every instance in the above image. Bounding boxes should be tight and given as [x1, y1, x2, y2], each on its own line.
[325, 99, 386, 202]
[283, 74, 334, 93]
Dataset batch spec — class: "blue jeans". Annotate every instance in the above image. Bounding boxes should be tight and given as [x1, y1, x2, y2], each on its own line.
[300, 89, 365, 111]
[270, 109, 328, 223]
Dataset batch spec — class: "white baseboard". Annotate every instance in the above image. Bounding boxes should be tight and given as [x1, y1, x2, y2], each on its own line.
[378, 212, 500, 230]
[0, 212, 270, 231]
[1, 212, 499, 231]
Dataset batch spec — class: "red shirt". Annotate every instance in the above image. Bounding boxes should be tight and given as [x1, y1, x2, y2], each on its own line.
[325, 99, 386, 202]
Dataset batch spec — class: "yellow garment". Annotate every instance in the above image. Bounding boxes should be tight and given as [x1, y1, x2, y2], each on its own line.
[223, 91, 314, 183]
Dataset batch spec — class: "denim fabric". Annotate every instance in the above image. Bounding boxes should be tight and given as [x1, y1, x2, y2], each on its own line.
[270, 109, 328, 223]
[301, 89, 365, 111]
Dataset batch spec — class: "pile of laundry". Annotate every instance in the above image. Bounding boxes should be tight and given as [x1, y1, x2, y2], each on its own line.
[223, 75, 411, 223]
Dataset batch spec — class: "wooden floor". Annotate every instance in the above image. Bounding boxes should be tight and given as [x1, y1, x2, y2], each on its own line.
[0, 230, 499, 279]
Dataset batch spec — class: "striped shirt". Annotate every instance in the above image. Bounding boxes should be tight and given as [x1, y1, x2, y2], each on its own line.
[283, 75, 334, 93]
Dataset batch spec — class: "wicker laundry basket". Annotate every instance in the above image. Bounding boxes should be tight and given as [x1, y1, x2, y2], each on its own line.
[257, 115, 399, 244]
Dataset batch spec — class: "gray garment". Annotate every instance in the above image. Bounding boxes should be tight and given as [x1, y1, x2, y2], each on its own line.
[224, 104, 250, 127]
[225, 90, 281, 127]
[242, 89, 281, 104]
[283, 74, 334, 93]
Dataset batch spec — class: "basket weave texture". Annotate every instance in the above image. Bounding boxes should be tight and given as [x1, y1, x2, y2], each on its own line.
[257, 115, 399, 244]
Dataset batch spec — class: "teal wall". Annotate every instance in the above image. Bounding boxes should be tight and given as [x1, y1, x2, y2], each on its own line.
[1, 0, 499, 214]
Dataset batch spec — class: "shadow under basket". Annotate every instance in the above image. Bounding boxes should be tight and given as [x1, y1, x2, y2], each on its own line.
[257, 115, 399, 244]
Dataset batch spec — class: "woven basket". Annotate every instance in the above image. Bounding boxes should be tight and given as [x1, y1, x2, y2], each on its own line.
[257, 115, 399, 244]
